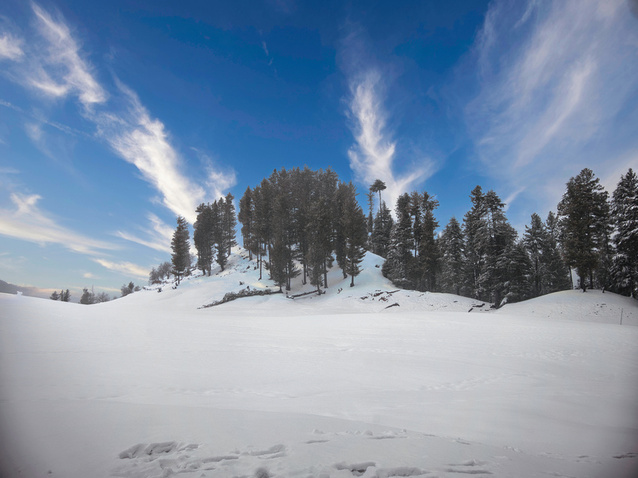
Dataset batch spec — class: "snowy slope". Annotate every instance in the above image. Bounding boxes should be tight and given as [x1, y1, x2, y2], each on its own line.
[1, 249, 637, 478]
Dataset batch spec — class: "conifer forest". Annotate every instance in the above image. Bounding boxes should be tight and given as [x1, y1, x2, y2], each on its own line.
[170, 166, 638, 305]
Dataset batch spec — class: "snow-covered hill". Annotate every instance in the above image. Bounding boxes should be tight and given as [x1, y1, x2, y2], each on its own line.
[1, 249, 637, 478]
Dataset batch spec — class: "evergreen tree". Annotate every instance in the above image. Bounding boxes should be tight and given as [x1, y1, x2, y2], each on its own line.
[294, 167, 316, 284]
[439, 217, 465, 296]
[500, 241, 532, 304]
[410, 192, 423, 258]
[253, 179, 273, 280]
[523, 213, 546, 298]
[238, 187, 256, 261]
[366, 189, 375, 238]
[610, 168, 638, 297]
[61, 289, 71, 302]
[222, 193, 237, 256]
[194, 203, 214, 276]
[50, 290, 59, 300]
[269, 169, 299, 290]
[523, 212, 570, 296]
[383, 193, 414, 287]
[417, 192, 440, 292]
[121, 281, 136, 297]
[340, 182, 368, 286]
[306, 196, 333, 293]
[557, 168, 610, 291]
[463, 186, 486, 298]
[371, 201, 393, 258]
[171, 215, 191, 285]
[476, 190, 517, 305]
[209, 200, 226, 271]
[80, 288, 95, 305]
[334, 182, 350, 279]
[370, 179, 387, 213]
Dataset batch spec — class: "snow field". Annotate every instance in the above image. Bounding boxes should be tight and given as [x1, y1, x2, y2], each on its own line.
[1, 250, 637, 477]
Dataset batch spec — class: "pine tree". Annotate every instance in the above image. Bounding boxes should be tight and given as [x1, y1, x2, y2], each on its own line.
[439, 217, 465, 296]
[523, 213, 546, 298]
[222, 193, 237, 257]
[253, 179, 273, 280]
[410, 192, 423, 258]
[557, 168, 610, 291]
[171, 215, 191, 285]
[238, 187, 256, 261]
[610, 168, 638, 297]
[370, 179, 387, 213]
[50, 290, 60, 300]
[417, 192, 440, 292]
[294, 167, 316, 284]
[194, 203, 214, 276]
[500, 241, 532, 304]
[340, 182, 368, 287]
[269, 169, 299, 291]
[209, 200, 226, 271]
[80, 288, 95, 305]
[463, 186, 486, 299]
[366, 189, 375, 238]
[383, 193, 414, 287]
[371, 201, 393, 258]
[477, 190, 517, 305]
[121, 281, 136, 297]
[334, 183, 350, 279]
[523, 212, 570, 296]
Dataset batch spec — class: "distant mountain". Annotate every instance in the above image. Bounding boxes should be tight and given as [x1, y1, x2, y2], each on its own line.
[0, 280, 50, 299]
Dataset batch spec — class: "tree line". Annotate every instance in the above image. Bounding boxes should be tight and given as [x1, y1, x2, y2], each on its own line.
[167, 166, 637, 304]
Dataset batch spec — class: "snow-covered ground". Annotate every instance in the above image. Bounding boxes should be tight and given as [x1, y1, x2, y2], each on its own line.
[1, 250, 637, 478]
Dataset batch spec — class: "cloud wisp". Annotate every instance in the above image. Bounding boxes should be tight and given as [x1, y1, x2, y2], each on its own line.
[2, 3, 236, 226]
[92, 259, 149, 280]
[466, 0, 638, 212]
[346, 69, 433, 212]
[0, 33, 24, 61]
[116, 213, 174, 254]
[0, 192, 116, 255]
[99, 83, 209, 224]
[30, 3, 107, 108]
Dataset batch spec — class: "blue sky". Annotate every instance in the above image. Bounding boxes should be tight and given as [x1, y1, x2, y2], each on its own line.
[1, 0, 637, 298]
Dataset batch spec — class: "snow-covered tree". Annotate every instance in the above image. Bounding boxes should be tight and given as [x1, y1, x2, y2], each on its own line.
[194, 203, 214, 276]
[439, 217, 465, 296]
[557, 169, 610, 292]
[371, 201, 393, 258]
[417, 192, 440, 292]
[341, 184, 368, 287]
[610, 168, 638, 297]
[171, 216, 191, 285]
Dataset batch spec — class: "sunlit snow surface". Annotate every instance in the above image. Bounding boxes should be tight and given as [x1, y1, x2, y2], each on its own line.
[1, 250, 637, 477]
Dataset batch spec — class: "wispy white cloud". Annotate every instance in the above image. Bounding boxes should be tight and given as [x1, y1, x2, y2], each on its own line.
[467, 0, 638, 214]
[98, 83, 214, 224]
[0, 33, 24, 61]
[116, 213, 173, 253]
[92, 258, 149, 280]
[191, 147, 237, 200]
[30, 3, 106, 107]
[4, 3, 236, 224]
[346, 69, 434, 211]
[0, 192, 117, 255]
